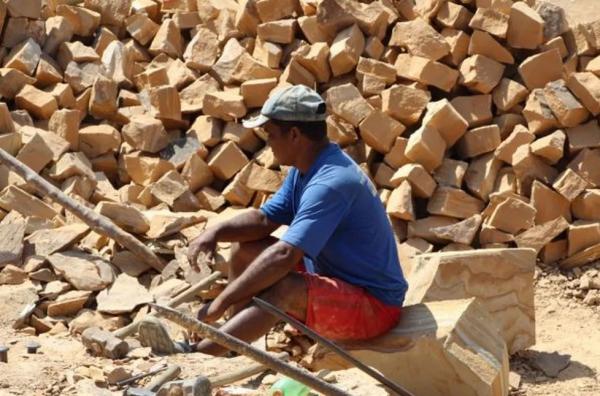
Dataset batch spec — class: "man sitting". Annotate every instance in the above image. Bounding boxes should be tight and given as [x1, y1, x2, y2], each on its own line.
[138, 85, 408, 355]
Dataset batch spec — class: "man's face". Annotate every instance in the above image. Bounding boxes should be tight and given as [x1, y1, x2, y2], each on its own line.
[263, 121, 296, 166]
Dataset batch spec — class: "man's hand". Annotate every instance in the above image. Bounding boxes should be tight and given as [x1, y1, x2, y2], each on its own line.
[187, 231, 217, 271]
[196, 300, 228, 324]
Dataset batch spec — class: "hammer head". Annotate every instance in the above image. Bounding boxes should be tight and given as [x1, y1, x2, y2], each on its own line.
[157, 377, 211, 396]
[125, 388, 155, 396]
[81, 327, 129, 359]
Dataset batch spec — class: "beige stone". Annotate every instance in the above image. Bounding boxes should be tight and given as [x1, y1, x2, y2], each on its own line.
[523, 89, 559, 134]
[431, 214, 483, 245]
[96, 273, 153, 315]
[0, 185, 58, 219]
[231, 52, 282, 83]
[15, 133, 53, 173]
[566, 120, 600, 154]
[203, 91, 247, 122]
[358, 110, 405, 154]
[572, 189, 600, 221]
[149, 170, 190, 207]
[515, 217, 570, 253]
[408, 216, 459, 244]
[543, 79, 589, 128]
[459, 55, 505, 94]
[456, 125, 501, 159]
[433, 158, 468, 188]
[450, 95, 493, 128]
[257, 19, 296, 44]
[14, 84, 58, 120]
[324, 83, 373, 127]
[78, 125, 121, 159]
[492, 78, 529, 112]
[149, 19, 183, 58]
[518, 49, 563, 90]
[294, 43, 332, 83]
[468, 30, 514, 65]
[183, 27, 218, 73]
[329, 24, 364, 77]
[567, 148, 600, 187]
[567, 72, 600, 116]
[241, 78, 278, 109]
[222, 122, 262, 153]
[27, 223, 89, 257]
[383, 137, 409, 170]
[507, 2, 544, 49]
[469, 7, 509, 38]
[0, 265, 28, 285]
[122, 115, 169, 154]
[435, 2, 472, 30]
[394, 54, 459, 92]
[479, 224, 515, 245]
[542, 239, 567, 264]
[48, 251, 113, 291]
[207, 141, 250, 181]
[440, 28, 470, 67]
[253, 37, 282, 69]
[488, 197, 537, 234]
[49, 152, 95, 181]
[404, 125, 446, 172]
[148, 85, 183, 127]
[552, 168, 588, 202]
[464, 153, 502, 201]
[386, 181, 414, 221]
[4, 38, 41, 76]
[390, 163, 437, 198]
[389, 18, 449, 61]
[568, 221, 600, 257]
[0, 212, 26, 266]
[364, 36, 384, 60]
[48, 109, 80, 151]
[88, 75, 118, 120]
[358, 73, 386, 96]
[530, 180, 571, 224]
[279, 58, 317, 87]
[126, 13, 159, 46]
[95, 201, 149, 234]
[309, 299, 509, 396]
[381, 84, 430, 126]
[123, 153, 175, 186]
[297, 15, 334, 45]
[47, 290, 91, 317]
[421, 99, 468, 147]
[427, 186, 485, 219]
[512, 146, 559, 194]
[495, 125, 535, 164]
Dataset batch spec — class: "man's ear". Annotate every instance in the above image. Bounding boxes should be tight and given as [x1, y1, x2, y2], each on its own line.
[289, 126, 301, 141]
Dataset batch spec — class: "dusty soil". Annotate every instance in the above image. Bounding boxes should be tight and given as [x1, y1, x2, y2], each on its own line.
[0, 263, 599, 396]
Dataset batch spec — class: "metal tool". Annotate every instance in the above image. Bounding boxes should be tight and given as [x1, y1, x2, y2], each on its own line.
[117, 364, 168, 388]
[253, 297, 414, 396]
[150, 303, 351, 396]
[26, 341, 40, 354]
[156, 377, 211, 396]
[0, 346, 8, 363]
[125, 365, 181, 395]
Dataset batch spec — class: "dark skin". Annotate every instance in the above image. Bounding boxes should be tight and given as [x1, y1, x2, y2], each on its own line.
[187, 120, 330, 356]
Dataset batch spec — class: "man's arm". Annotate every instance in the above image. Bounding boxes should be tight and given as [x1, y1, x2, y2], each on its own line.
[188, 209, 281, 268]
[208, 208, 280, 243]
[198, 240, 303, 322]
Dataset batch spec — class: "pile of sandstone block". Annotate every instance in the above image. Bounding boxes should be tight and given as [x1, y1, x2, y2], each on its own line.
[0, 0, 598, 386]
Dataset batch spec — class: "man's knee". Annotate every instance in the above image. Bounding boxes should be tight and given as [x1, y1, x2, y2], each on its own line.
[260, 273, 307, 319]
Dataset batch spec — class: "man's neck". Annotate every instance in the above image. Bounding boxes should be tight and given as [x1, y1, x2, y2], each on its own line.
[295, 139, 330, 175]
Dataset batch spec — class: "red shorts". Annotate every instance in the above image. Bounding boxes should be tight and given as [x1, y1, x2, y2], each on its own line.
[291, 263, 401, 341]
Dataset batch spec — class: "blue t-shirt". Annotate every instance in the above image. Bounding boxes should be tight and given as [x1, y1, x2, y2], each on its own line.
[260, 143, 408, 307]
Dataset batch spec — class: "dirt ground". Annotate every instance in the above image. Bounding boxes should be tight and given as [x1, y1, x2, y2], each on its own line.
[0, 263, 599, 396]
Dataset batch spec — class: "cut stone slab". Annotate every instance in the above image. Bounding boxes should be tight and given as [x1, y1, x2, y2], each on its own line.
[421, 99, 468, 147]
[307, 298, 509, 396]
[324, 83, 374, 127]
[145, 210, 207, 239]
[488, 197, 537, 234]
[0, 211, 26, 266]
[530, 180, 571, 224]
[96, 273, 153, 314]
[47, 290, 92, 317]
[405, 248, 536, 354]
[427, 186, 485, 219]
[0, 185, 59, 220]
[431, 214, 482, 245]
[95, 201, 149, 234]
[0, 264, 28, 285]
[389, 18, 450, 61]
[552, 168, 589, 201]
[48, 251, 113, 291]
[515, 217, 570, 254]
[26, 223, 89, 256]
[111, 251, 151, 277]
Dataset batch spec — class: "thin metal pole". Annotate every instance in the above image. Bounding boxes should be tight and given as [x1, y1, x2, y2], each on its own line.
[253, 297, 414, 396]
[149, 303, 352, 396]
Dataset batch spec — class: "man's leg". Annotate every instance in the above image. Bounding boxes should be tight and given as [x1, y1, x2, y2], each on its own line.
[194, 272, 308, 356]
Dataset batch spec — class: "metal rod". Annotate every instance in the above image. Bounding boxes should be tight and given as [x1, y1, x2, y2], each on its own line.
[116, 365, 167, 387]
[253, 297, 414, 396]
[149, 303, 351, 396]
